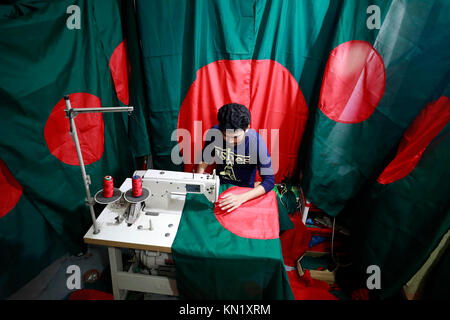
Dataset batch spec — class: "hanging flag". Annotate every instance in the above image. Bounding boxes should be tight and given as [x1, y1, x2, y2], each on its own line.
[0, 0, 134, 298]
[351, 96, 450, 299]
[301, 0, 450, 216]
[123, 0, 152, 158]
[134, 0, 332, 177]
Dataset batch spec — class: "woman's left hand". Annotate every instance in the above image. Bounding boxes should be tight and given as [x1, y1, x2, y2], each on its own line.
[218, 193, 247, 213]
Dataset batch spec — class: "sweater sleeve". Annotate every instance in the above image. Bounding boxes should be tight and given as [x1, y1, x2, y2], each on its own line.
[256, 134, 275, 193]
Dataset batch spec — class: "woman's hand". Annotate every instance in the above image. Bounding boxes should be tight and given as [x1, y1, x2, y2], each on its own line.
[218, 193, 248, 213]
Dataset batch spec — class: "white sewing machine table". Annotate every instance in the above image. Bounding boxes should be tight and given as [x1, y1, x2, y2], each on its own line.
[84, 169, 220, 299]
[83, 172, 181, 299]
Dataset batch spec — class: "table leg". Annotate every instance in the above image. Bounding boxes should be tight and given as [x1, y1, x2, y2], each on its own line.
[108, 247, 127, 300]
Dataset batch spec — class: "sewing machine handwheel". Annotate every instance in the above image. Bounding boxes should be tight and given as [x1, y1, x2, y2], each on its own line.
[94, 188, 123, 204]
[124, 187, 150, 204]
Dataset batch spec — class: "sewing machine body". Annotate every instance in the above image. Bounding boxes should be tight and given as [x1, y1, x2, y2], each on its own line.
[141, 169, 220, 215]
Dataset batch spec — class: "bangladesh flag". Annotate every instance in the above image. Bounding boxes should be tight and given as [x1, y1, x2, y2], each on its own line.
[132, 0, 450, 300]
[134, 0, 321, 181]
[134, 0, 450, 216]
[301, 0, 450, 216]
[172, 184, 294, 300]
[0, 0, 135, 298]
[350, 95, 450, 299]
[2, 0, 448, 301]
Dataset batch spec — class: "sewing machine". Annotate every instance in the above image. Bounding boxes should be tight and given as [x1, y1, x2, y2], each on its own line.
[83, 169, 220, 299]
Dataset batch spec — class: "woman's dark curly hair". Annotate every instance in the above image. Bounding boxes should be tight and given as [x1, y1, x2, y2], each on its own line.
[217, 103, 251, 131]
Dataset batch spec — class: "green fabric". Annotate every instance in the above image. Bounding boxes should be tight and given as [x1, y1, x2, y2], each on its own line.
[276, 198, 295, 234]
[300, 255, 331, 271]
[132, 0, 331, 170]
[0, 193, 67, 299]
[350, 127, 450, 299]
[273, 180, 298, 232]
[122, 0, 152, 158]
[0, 0, 134, 298]
[133, 0, 449, 216]
[172, 190, 294, 300]
[1, 0, 448, 301]
[128, 0, 450, 299]
[301, 0, 450, 216]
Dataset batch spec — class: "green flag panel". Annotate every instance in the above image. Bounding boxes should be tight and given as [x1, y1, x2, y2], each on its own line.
[1, 0, 449, 301]
[0, 0, 134, 298]
[0, 192, 67, 299]
[351, 125, 450, 299]
[302, 0, 450, 216]
[172, 190, 294, 300]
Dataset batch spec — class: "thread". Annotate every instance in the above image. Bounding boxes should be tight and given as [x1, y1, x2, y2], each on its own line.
[103, 176, 114, 198]
[132, 175, 142, 197]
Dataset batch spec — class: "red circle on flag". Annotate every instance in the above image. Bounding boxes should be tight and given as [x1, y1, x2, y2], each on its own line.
[377, 96, 450, 184]
[44, 93, 104, 166]
[0, 158, 23, 218]
[214, 187, 280, 240]
[177, 59, 309, 183]
[319, 40, 386, 123]
[110, 39, 130, 105]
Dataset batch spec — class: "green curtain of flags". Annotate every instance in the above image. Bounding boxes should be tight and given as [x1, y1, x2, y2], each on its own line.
[0, 0, 449, 299]
[0, 0, 136, 298]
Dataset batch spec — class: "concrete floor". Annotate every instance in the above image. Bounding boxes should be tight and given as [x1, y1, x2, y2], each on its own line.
[8, 244, 177, 300]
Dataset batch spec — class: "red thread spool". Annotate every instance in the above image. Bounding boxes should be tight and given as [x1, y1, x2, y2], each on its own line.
[132, 175, 142, 197]
[103, 176, 114, 198]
